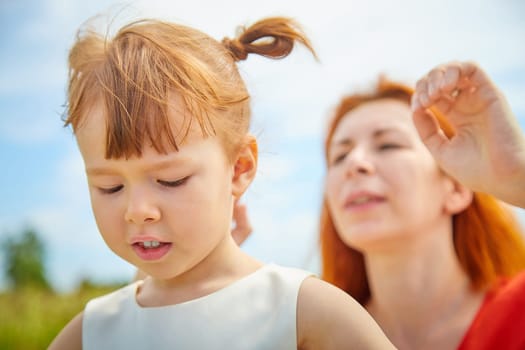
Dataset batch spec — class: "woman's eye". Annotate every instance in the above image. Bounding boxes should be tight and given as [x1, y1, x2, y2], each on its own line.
[330, 153, 347, 166]
[378, 143, 401, 151]
[99, 185, 123, 194]
[158, 176, 189, 188]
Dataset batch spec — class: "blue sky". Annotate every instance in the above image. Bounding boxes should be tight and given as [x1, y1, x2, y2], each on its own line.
[1, 0, 524, 292]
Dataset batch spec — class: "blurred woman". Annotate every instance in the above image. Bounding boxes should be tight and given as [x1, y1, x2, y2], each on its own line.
[321, 61, 525, 349]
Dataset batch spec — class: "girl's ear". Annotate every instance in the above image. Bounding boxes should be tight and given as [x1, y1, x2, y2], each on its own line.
[232, 135, 258, 198]
[443, 177, 473, 215]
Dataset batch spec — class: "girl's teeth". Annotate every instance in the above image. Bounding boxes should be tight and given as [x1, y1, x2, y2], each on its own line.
[142, 241, 160, 248]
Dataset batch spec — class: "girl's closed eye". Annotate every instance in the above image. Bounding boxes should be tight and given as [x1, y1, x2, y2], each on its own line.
[99, 184, 124, 195]
[158, 176, 190, 188]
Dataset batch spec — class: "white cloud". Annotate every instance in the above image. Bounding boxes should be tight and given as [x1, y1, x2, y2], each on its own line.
[256, 153, 298, 181]
[500, 83, 525, 130]
[0, 114, 64, 144]
[242, 203, 320, 271]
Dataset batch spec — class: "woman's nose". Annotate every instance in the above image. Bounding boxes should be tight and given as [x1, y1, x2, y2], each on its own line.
[344, 148, 375, 177]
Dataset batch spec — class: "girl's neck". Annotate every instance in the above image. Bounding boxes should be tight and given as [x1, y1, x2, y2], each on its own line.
[364, 225, 484, 350]
[137, 235, 261, 307]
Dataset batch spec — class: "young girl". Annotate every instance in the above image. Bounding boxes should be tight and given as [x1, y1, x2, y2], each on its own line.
[321, 67, 525, 349]
[48, 15, 395, 350]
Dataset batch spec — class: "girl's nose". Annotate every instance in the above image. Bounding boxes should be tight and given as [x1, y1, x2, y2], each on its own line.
[124, 188, 161, 224]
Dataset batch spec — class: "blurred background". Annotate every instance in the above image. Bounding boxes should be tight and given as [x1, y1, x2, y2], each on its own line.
[1, 0, 524, 347]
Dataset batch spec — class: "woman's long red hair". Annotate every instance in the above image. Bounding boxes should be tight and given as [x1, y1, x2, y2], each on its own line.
[320, 79, 525, 305]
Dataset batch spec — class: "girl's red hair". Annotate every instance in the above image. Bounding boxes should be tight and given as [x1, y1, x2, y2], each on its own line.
[320, 79, 525, 305]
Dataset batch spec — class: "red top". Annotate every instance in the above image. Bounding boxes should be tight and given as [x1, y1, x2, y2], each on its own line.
[458, 271, 525, 350]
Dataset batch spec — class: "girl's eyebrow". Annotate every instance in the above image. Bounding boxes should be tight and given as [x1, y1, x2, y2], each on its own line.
[86, 157, 190, 176]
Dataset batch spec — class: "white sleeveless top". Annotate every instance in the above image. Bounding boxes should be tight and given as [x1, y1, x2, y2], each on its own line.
[83, 264, 312, 350]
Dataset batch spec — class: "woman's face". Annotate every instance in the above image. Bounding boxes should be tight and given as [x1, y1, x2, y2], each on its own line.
[324, 98, 455, 252]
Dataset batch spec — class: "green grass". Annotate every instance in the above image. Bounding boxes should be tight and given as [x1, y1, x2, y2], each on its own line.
[0, 285, 123, 350]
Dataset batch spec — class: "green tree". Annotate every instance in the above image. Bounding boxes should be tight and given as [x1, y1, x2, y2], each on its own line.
[3, 227, 51, 291]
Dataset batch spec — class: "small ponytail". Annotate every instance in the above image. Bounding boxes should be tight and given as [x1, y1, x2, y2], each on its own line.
[222, 17, 317, 62]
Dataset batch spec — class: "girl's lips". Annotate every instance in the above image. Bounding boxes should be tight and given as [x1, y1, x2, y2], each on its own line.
[132, 242, 172, 261]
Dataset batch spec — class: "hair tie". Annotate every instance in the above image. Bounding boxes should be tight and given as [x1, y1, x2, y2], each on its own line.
[221, 37, 248, 62]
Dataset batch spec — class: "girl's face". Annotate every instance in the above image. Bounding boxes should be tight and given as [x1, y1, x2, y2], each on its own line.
[324, 98, 456, 252]
[75, 98, 238, 281]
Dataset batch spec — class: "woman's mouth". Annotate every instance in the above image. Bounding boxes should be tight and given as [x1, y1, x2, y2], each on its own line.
[344, 193, 385, 211]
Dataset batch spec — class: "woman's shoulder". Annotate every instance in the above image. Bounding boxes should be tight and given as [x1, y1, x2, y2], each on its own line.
[501, 269, 525, 294]
[458, 271, 525, 350]
[482, 270, 525, 309]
